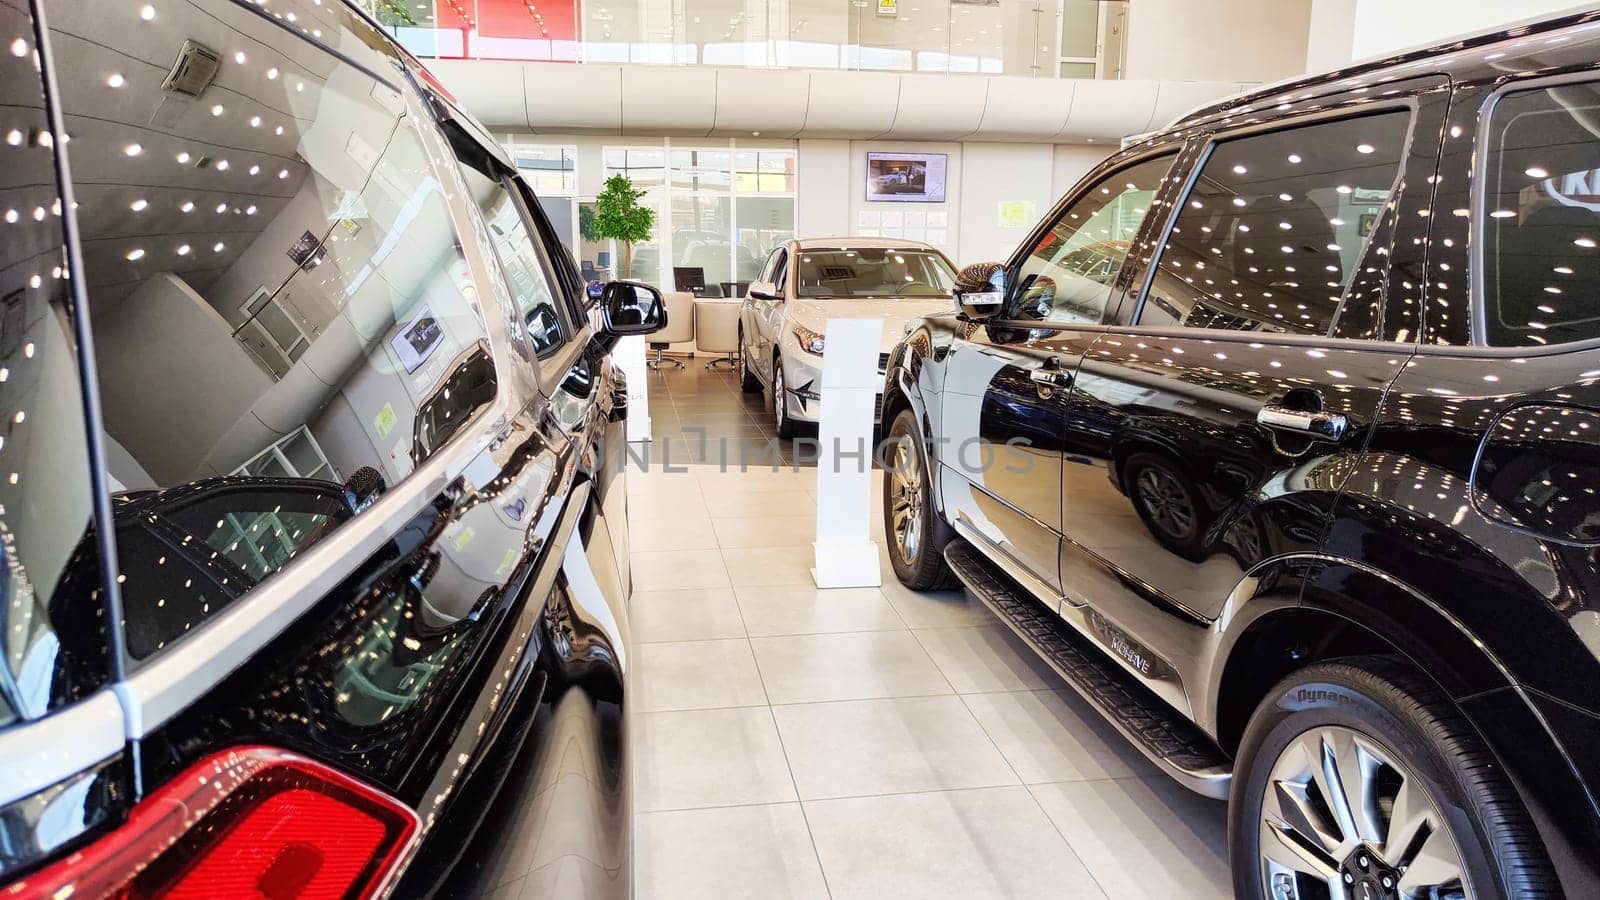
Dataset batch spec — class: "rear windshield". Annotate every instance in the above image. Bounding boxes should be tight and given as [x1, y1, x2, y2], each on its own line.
[793, 248, 956, 299]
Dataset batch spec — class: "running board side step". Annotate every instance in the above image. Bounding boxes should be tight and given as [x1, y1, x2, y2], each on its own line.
[943, 538, 1233, 799]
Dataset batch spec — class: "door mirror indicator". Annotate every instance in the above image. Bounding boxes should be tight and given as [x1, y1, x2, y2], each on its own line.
[600, 281, 667, 337]
[953, 262, 1005, 319]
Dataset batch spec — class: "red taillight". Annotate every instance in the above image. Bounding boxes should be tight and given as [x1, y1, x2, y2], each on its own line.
[5, 746, 420, 900]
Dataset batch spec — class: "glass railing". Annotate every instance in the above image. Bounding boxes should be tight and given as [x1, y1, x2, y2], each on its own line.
[360, 0, 1126, 79]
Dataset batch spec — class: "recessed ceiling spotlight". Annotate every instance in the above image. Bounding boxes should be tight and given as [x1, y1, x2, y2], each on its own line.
[130, 198, 148, 212]
[213, 242, 226, 253]
[126, 248, 146, 261]
[124, 143, 142, 157]
[139, 4, 155, 21]
[107, 72, 126, 88]
[180, 200, 195, 212]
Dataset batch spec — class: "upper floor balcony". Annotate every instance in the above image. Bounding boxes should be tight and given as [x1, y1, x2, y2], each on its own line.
[359, 0, 1127, 79]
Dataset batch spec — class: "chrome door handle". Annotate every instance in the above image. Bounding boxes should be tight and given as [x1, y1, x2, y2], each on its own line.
[1256, 404, 1348, 441]
[1029, 369, 1073, 388]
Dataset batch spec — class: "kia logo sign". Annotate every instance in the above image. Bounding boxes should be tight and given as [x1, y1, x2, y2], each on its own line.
[1540, 170, 1600, 211]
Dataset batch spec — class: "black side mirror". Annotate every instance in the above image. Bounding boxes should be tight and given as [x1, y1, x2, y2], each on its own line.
[600, 281, 667, 337]
[953, 262, 1005, 320]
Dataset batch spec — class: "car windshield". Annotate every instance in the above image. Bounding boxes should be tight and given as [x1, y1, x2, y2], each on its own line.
[793, 248, 956, 299]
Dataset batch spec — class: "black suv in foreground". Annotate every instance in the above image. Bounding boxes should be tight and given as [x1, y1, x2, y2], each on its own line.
[0, 1, 662, 896]
[884, 10, 1600, 899]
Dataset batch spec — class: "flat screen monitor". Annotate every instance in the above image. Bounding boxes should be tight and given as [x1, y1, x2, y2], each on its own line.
[392, 304, 444, 373]
[866, 152, 948, 203]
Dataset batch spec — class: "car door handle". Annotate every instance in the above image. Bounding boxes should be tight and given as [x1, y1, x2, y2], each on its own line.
[1029, 369, 1072, 387]
[1256, 404, 1349, 441]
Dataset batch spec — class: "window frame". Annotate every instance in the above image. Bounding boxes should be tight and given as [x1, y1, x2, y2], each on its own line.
[1129, 98, 1424, 339]
[1470, 69, 1600, 349]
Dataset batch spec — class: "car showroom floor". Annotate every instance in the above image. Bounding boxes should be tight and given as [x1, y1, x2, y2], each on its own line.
[591, 362, 1232, 899]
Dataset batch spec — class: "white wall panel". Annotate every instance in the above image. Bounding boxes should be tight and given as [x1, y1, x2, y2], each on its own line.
[803, 71, 904, 138]
[796, 139, 852, 238]
[884, 75, 989, 140]
[523, 64, 622, 133]
[959, 143, 1055, 264]
[1059, 79, 1158, 141]
[976, 79, 1076, 143]
[716, 71, 813, 138]
[620, 67, 719, 135]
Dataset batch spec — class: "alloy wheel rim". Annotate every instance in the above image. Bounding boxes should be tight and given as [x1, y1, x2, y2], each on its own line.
[889, 434, 923, 564]
[1260, 725, 1471, 900]
[1135, 466, 1195, 539]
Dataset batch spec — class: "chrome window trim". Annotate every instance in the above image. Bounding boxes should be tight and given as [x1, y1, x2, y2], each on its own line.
[0, 692, 123, 808]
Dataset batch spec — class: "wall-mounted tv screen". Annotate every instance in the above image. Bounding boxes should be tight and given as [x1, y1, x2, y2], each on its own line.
[866, 152, 947, 203]
[392, 304, 444, 373]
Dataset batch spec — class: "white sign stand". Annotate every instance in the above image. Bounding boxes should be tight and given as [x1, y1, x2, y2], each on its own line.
[616, 334, 650, 443]
[812, 318, 883, 589]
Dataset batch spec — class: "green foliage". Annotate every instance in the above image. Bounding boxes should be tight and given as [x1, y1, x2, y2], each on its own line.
[593, 175, 655, 277]
[578, 203, 599, 243]
[372, 0, 417, 27]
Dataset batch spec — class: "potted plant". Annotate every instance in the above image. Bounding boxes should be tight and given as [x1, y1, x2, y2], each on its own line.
[593, 174, 655, 280]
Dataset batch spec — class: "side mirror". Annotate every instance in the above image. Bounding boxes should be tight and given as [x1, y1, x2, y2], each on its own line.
[953, 262, 1005, 320]
[747, 280, 779, 301]
[600, 281, 667, 337]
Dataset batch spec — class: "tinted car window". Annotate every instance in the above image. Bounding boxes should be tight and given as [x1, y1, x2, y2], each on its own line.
[0, 1, 111, 727]
[1140, 111, 1412, 335]
[793, 248, 955, 299]
[45, 0, 497, 661]
[1010, 154, 1175, 325]
[1483, 80, 1600, 346]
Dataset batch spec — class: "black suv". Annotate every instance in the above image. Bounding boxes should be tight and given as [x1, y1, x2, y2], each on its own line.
[884, 11, 1600, 899]
[0, 1, 661, 896]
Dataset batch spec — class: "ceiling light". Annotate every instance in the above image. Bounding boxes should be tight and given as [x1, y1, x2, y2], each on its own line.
[249, 115, 261, 128]
[1526, 166, 1549, 179]
[246, 205, 257, 215]
[1356, 143, 1375, 153]
[234, 51, 247, 64]
[126, 248, 146, 261]
[1490, 209, 1516, 218]
[139, 4, 155, 21]
[267, 67, 280, 80]
[278, 169, 289, 179]
[216, 203, 227, 213]
[274, 126, 284, 136]
[1336, 185, 1353, 194]
[1576, 237, 1596, 248]
[124, 143, 142, 156]
[180, 200, 195, 212]
[248, 164, 260, 175]
[1287, 153, 1302, 164]
[211, 104, 225, 116]
[130, 198, 148, 212]
[213, 242, 226, 253]
[176, 151, 191, 163]
[216, 159, 229, 171]
[1231, 164, 1247, 174]
[3, 130, 19, 146]
[176, 243, 191, 255]
[8, 37, 26, 57]
[107, 72, 126, 88]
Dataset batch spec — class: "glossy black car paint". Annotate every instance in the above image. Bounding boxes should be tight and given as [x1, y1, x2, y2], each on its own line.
[0, 1, 642, 896]
[886, 9, 1600, 896]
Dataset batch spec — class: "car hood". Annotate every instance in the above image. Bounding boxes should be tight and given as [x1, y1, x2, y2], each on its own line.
[786, 297, 952, 353]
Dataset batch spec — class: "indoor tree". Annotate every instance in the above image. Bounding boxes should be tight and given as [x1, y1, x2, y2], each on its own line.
[593, 174, 655, 280]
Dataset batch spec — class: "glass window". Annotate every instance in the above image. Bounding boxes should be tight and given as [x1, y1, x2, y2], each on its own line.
[604, 147, 667, 188]
[0, 2, 111, 727]
[1140, 111, 1413, 335]
[672, 195, 734, 289]
[1483, 80, 1600, 346]
[735, 150, 796, 193]
[508, 143, 577, 195]
[736, 197, 795, 281]
[455, 158, 572, 361]
[1010, 154, 1174, 325]
[793, 247, 956, 299]
[670, 149, 732, 191]
[48, 0, 498, 661]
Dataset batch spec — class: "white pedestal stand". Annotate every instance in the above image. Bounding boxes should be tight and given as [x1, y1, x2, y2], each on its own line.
[616, 334, 651, 444]
[811, 318, 883, 589]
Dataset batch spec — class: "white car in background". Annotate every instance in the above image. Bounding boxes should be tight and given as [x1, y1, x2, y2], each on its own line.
[738, 238, 958, 437]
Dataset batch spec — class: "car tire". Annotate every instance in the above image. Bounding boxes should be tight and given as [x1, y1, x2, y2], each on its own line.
[739, 329, 761, 394]
[884, 408, 959, 590]
[1230, 657, 1557, 900]
[772, 356, 798, 439]
[1123, 451, 1209, 560]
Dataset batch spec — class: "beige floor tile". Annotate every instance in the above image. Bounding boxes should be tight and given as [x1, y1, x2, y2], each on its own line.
[635, 639, 768, 712]
[721, 545, 817, 587]
[961, 690, 1156, 784]
[703, 489, 816, 518]
[694, 467, 814, 493]
[751, 631, 952, 704]
[879, 575, 997, 628]
[804, 787, 1105, 900]
[631, 588, 746, 643]
[713, 515, 815, 548]
[631, 548, 730, 591]
[734, 585, 905, 637]
[629, 515, 719, 553]
[635, 804, 829, 900]
[633, 707, 796, 811]
[771, 696, 1018, 799]
[1028, 777, 1230, 899]
[913, 626, 1060, 694]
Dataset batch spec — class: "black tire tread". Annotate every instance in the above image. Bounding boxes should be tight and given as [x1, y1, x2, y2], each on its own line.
[885, 409, 959, 591]
[1237, 656, 1558, 900]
